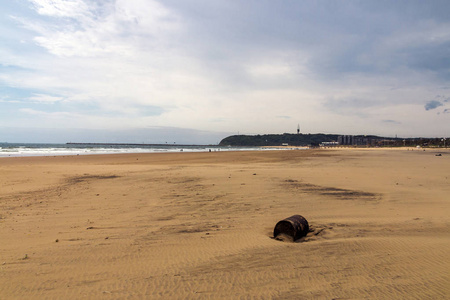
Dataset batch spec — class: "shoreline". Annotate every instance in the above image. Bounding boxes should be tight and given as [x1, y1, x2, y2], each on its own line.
[0, 144, 272, 158]
[2, 144, 449, 159]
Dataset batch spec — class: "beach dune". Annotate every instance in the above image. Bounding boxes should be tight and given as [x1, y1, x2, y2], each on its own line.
[0, 149, 449, 299]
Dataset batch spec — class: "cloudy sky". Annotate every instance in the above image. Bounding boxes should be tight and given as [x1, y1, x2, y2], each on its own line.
[1, 0, 449, 143]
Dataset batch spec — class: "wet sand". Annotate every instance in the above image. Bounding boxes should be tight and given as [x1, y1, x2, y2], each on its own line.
[1, 148, 449, 299]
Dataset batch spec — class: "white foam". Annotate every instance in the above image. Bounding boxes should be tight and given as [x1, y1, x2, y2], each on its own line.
[0, 144, 297, 157]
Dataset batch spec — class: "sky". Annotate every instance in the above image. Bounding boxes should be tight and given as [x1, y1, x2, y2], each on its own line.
[1, 0, 449, 143]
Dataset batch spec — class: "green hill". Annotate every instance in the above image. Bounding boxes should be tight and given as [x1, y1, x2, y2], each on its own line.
[219, 133, 448, 147]
[219, 133, 339, 146]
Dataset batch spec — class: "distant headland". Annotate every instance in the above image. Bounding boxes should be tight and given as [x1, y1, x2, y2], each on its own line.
[218, 133, 448, 147]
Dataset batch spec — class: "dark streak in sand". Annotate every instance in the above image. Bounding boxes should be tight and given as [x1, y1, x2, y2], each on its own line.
[283, 179, 380, 201]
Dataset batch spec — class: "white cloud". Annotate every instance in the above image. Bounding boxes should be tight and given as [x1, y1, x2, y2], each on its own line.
[26, 0, 180, 58]
[247, 62, 292, 78]
[29, 0, 92, 18]
[28, 93, 63, 103]
[19, 108, 73, 117]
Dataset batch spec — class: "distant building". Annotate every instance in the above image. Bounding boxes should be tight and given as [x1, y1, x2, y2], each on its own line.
[338, 135, 371, 146]
[338, 135, 352, 145]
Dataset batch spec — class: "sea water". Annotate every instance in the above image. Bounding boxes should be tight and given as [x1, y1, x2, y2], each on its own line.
[0, 143, 286, 157]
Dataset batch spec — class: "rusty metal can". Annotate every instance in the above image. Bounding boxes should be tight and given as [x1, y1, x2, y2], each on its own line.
[273, 215, 309, 241]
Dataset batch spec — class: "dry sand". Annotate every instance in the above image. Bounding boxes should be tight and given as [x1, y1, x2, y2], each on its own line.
[0, 148, 449, 299]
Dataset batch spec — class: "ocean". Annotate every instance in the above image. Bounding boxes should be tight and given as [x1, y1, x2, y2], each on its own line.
[0, 143, 284, 157]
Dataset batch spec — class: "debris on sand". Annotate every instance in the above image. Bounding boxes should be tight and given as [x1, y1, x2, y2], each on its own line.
[273, 215, 309, 242]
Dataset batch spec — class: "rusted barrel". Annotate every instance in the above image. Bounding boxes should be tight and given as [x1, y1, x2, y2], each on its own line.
[273, 215, 309, 241]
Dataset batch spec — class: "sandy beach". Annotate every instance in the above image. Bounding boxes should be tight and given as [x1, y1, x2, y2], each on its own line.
[0, 148, 449, 299]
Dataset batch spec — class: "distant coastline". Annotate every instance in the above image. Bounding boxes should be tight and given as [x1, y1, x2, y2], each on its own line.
[66, 142, 217, 147]
[218, 133, 448, 147]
